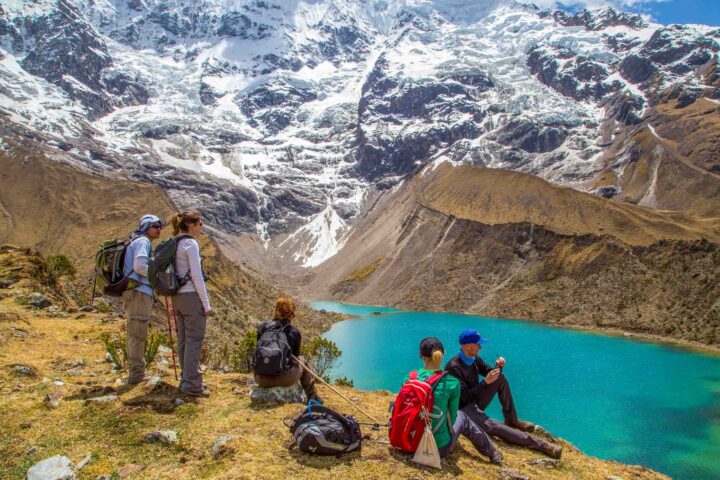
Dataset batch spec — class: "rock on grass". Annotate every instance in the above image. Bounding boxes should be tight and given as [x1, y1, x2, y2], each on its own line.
[146, 430, 178, 444]
[26, 455, 77, 480]
[211, 435, 237, 459]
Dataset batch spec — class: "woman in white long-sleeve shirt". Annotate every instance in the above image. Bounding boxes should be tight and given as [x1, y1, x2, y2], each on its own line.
[170, 210, 213, 397]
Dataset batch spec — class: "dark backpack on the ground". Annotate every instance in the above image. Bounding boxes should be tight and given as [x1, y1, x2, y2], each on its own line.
[252, 320, 292, 376]
[148, 235, 193, 296]
[289, 404, 362, 455]
[94, 238, 132, 296]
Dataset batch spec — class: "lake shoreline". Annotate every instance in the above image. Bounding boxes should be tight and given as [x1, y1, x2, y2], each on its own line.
[312, 300, 720, 357]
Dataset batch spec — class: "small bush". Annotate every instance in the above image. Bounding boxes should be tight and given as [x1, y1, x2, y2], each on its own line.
[101, 333, 126, 369]
[335, 376, 354, 387]
[231, 329, 257, 373]
[46, 254, 76, 279]
[302, 337, 342, 382]
[100, 329, 168, 369]
[94, 300, 113, 313]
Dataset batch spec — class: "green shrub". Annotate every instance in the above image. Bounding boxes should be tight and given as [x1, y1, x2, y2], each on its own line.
[101, 329, 168, 369]
[334, 376, 354, 387]
[302, 337, 342, 382]
[231, 329, 257, 373]
[46, 254, 76, 279]
[94, 300, 113, 313]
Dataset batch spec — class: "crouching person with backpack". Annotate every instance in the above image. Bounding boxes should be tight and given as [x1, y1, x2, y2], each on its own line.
[170, 211, 213, 397]
[390, 337, 502, 466]
[252, 298, 321, 403]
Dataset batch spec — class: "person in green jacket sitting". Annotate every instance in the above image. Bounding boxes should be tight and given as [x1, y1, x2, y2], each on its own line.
[406, 337, 503, 463]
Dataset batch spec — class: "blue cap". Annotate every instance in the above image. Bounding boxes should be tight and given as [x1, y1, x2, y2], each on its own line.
[135, 214, 165, 235]
[459, 329, 488, 345]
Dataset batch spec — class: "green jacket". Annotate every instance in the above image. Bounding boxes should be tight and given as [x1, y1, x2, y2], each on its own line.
[403, 369, 460, 448]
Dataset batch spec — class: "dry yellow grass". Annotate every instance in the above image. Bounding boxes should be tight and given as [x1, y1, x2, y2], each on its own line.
[0, 298, 667, 480]
[343, 258, 384, 282]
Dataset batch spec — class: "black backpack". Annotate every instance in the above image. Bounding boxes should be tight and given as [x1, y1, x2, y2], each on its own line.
[252, 321, 292, 376]
[148, 235, 193, 296]
[94, 238, 132, 297]
[289, 405, 363, 455]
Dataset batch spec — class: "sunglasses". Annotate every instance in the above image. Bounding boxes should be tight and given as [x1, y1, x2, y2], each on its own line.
[149, 224, 163, 229]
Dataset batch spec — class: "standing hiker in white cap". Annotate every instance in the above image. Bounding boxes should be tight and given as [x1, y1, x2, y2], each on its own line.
[122, 214, 165, 384]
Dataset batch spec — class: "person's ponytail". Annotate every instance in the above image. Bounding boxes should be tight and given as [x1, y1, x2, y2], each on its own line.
[170, 213, 182, 236]
[431, 350, 443, 366]
[170, 211, 201, 236]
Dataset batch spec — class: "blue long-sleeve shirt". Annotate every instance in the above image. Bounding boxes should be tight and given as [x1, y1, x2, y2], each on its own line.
[123, 236, 152, 296]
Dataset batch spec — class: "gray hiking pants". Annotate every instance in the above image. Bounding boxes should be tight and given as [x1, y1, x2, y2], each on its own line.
[437, 410, 497, 459]
[461, 403, 548, 452]
[122, 289, 153, 384]
[172, 292, 207, 395]
[254, 355, 318, 400]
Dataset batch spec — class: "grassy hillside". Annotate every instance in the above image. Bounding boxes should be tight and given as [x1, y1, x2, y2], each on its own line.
[308, 163, 720, 347]
[0, 145, 340, 365]
[0, 281, 667, 480]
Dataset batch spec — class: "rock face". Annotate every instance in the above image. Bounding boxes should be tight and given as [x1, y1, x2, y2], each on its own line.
[25, 455, 77, 480]
[1, 1, 719, 269]
[250, 384, 307, 404]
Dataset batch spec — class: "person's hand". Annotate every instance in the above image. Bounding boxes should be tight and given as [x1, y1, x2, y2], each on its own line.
[495, 356, 506, 368]
[485, 368, 501, 384]
[204, 310, 215, 317]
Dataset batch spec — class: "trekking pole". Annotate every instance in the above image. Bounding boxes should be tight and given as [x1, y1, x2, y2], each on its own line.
[90, 271, 97, 307]
[164, 297, 179, 380]
[291, 354, 384, 426]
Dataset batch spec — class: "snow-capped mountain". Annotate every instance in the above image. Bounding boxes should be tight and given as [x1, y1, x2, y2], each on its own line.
[1, 0, 718, 266]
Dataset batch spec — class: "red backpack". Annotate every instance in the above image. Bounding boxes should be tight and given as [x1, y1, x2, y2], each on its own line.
[389, 370, 448, 453]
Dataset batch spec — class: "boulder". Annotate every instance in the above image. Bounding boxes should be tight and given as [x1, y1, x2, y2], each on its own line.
[211, 435, 237, 459]
[12, 364, 37, 377]
[146, 430, 178, 444]
[76, 453, 92, 470]
[84, 395, 118, 405]
[25, 455, 77, 480]
[78, 306, 96, 312]
[26, 293, 51, 309]
[500, 470, 529, 480]
[146, 376, 162, 387]
[250, 384, 307, 404]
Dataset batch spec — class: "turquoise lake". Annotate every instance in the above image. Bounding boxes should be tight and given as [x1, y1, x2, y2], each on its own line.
[313, 301, 720, 480]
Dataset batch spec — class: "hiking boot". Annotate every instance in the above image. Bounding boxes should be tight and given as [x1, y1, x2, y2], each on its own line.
[127, 373, 151, 385]
[505, 418, 535, 432]
[539, 442, 562, 459]
[489, 451, 503, 465]
[183, 386, 211, 398]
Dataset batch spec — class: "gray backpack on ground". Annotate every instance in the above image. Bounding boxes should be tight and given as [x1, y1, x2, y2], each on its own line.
[289, 404, 363, 455]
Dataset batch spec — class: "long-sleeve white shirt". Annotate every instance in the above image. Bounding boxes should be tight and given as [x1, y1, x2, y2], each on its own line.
[175, 237, 211, 312]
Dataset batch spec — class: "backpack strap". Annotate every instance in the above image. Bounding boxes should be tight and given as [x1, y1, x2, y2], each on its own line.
[174, 235, 196, 286]
[408, 370, 418, 380]
[427, 370, 448, 393]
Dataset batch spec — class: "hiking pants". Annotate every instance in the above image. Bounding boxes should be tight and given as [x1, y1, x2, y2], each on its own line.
[461, 403, 548, 452]
[122, 289, 153, 384]
[437, 410, 497, 459]
[475, 373, 520, 424]
[254, 355, 318, 400]
[172, 292, 206, 395]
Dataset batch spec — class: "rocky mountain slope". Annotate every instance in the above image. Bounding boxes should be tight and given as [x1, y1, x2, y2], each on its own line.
[303, 163, 720, 347]
[0, 289, 668, 479]
[1, 0, 719, 267]
[0, 143, 339, 362]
